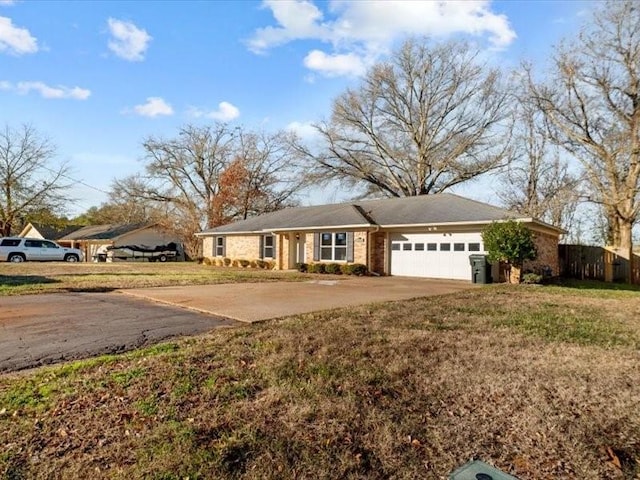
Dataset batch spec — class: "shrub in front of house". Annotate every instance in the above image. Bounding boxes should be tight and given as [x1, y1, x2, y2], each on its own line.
[223, 257, 231, 266]
[239, 259, 250, 268]
[295, 262, 308, 272]
[324, 263, 342, 275]
[201, 257, 212, 266]
[256, 259, 266, 269]
[308, 263, 326, 274]
[522, 272, 543, 284]
[344, 263, 368, 276]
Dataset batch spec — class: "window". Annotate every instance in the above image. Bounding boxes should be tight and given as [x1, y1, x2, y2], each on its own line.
[427, 243, 437, 251]
[391, 243, 401, 251]
[468, 243, 481, 252]
[263, 235, 274, 258]
[321, 232, 347, 261]
[454, 243, 465, 252]
[42, 241, 59, 249]
[215, 237, 224, 257]
[440, 243, 451, 251]
[415, 243, 425, 251]
[24, 240, 43, 248]
[0, 238, 21, 247]
[402, 243, 412, 251]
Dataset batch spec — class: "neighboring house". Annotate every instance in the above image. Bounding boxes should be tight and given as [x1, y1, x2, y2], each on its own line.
[19, 223, 85, 248]
[197, 193, 563, 281]
[20, 223, 182, 262]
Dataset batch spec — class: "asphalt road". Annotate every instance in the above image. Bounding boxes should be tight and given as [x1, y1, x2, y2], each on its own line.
[0, 292, 237, 373]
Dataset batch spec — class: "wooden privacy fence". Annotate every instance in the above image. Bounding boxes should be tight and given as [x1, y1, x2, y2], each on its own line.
[559, 244, 640, 284]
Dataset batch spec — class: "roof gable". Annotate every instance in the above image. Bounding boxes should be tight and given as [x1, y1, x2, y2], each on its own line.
[20, 223, 84, 240]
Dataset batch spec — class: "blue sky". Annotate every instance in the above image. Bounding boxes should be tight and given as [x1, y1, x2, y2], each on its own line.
[0, 0, 591, 216]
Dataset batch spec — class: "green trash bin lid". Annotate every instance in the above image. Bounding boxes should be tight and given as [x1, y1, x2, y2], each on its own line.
[449, 460, 519, 480]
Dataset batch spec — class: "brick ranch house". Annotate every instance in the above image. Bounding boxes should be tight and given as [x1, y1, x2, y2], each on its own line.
[196, 193, 563, 281]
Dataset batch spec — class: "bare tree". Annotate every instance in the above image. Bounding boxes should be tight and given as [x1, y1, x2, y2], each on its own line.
[114, 124, 306, 257]
[499, 89, 582, 231]
[529, 0, 640, 258]
[297, 39, 514, 197]
[0, 124, 70, 236]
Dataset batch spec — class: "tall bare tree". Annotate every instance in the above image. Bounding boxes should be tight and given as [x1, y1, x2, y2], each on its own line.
[114, 124, 306, 257]
[0, 124, 70, 236]
[297, 39, 514, 197]
[529, 0, 640, 256]
[499, 89, 582, 231]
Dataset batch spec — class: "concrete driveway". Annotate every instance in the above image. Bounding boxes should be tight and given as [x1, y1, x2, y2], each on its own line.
[0, 292, 236, 373]
[123, 276, 475, 322]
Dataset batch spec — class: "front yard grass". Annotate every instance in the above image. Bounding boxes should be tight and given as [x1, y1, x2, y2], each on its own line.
[1, 283, 640, 479]
[0, 262, 311, 295]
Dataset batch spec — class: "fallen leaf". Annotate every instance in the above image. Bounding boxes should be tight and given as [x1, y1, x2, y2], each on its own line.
[606, 446, 622, 470]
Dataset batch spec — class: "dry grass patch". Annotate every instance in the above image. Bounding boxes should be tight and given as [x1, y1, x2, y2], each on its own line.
[0, 262, 312, 295]
[1, 283, 639, 479]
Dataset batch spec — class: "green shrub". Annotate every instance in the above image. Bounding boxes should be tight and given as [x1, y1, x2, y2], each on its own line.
[202, 257, 212, 266]
[231, 259, 239, 267]
[340, 264, 351, 275]
[239, 259, 250, 268]
[249, 260, 258, 268]
[295, 262, 308, 273]
[265, 260, 276, 270]
[482, 220, 537, 283]
[348, 263, 368, 276]
[522, 272, 543, 284]
[223, 257, 231, 267]
[308, 263, 326, 274]
[324, 263, 342, 275]
[256, 260, 266, 269]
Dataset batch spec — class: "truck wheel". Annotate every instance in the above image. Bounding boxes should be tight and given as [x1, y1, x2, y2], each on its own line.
[8, 253, 25, 263]
[64, 254, 79, 262]
[158, 254, 167, 262]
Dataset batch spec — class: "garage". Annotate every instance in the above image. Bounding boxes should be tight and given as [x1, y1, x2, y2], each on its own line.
[389, 232, 484, 280]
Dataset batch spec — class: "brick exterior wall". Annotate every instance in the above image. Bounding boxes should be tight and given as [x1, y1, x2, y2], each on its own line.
[226, 235, 260, 260]
[353, 231, 367, 264]
[202, 236, 214, 258]
[510, 231, 560, 283]
[371, 232, 386, 274]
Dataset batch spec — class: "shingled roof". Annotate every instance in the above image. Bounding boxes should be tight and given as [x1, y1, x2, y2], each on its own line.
[198, 193, 550, 235]
[24, 223, 85, 240]
[59, 223, 149, 241]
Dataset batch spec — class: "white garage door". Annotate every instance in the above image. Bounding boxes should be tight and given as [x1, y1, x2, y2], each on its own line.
[390, 233, 485, 280]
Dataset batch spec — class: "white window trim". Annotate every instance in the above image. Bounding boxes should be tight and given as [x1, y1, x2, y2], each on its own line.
[320, 232, 348, 262]
[215, 237, 224, 257]
[263, 234, 275, 259]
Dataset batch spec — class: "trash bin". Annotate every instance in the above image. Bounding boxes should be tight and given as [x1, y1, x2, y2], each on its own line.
[96, 253, 107, 262]
[469, 254, 492, 284]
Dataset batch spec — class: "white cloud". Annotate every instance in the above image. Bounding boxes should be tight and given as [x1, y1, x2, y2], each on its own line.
[0, 16, 38, 55]
[107, 18, 151, 61]
[0, 1, 17, 6]
[130, 97, 174, 117]
[286, 121, 320, 142]
[189, 101, 240, 121]
[0, 80, 90, 99]
[303, 50, 366, 77]
[248, 0, 516, 77]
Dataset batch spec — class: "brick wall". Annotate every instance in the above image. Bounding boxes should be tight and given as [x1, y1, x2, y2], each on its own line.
[202, 237, 214, 258]
[371, 232, 386, 274]
[226, 235, 260, 260]
[510, 231, 560, 283]
[353, 231, 367, 264]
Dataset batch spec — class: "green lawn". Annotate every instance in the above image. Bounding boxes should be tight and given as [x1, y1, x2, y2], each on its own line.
[0, 262, 310, 295]
[1, 282, 639, 479]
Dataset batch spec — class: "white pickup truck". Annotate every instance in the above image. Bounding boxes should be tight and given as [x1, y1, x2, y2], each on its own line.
[0, 237, 84, 263]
